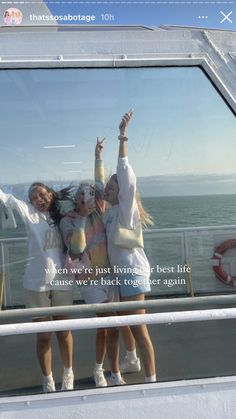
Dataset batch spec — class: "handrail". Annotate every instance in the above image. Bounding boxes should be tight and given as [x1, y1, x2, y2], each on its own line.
[1, 294, 236, 320]
[0, 237, 27, 243]
[144, 224, 236, 234]
[1, 224, 236, 307]
[1, 223, 236, 244]
[1, 307, 236, 336]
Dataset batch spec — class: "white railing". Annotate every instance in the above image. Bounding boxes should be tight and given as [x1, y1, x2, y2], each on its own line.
[1, 294, 236, 320]
[1, 308, 236, 336]
[1, 224, 236, 307]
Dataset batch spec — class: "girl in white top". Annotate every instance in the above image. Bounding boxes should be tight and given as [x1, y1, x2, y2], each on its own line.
[103, 111, 156, 382]
[0, 183, 74, 392]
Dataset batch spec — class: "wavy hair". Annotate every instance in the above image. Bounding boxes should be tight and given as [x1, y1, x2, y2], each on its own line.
[28, 182, 73, 227]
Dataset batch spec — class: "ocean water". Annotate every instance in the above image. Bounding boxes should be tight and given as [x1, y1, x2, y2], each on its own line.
[1, 194, 236, 306]
[143, 195, 236, 295]
[144, 195, 236, 229]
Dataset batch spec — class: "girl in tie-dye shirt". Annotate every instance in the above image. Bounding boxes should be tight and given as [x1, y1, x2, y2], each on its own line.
[60, 139, 125, 388]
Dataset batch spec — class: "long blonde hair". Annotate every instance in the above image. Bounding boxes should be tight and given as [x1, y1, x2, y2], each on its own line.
[135, 190, 154, 228]
[108, 174, 154, 228]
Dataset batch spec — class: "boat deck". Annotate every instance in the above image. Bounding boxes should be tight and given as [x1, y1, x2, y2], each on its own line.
[1, 303, 236, 396]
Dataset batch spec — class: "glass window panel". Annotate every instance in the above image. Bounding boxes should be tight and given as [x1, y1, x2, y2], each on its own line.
[0, 67, 236, 397]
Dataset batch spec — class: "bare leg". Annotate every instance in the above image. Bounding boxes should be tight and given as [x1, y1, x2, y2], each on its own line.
[55, 316, 73, 368]
[92, 315, 107, 387]
[130, 324, 155, 377]
[121, 326, 136, 352]
[96, 312, 112, 364]
[121, 294, 156, 378]
[95, 327, 107, 364]
[96, 312, 120, 373]
[105, 311, 120, 373]
[35, 317, 53, 376]
[106, 328, 120, 373]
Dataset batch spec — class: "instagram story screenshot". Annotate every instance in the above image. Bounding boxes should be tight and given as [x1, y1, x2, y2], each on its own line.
[0, 1, 235, 418]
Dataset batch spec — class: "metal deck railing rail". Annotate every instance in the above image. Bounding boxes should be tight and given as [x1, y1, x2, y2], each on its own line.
[1, 307, 236, 337]
[1, 224, 236, 308]
[1, 294, 236, 320]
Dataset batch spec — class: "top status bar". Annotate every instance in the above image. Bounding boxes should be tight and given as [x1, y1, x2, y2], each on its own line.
[0, 1, 235, 30]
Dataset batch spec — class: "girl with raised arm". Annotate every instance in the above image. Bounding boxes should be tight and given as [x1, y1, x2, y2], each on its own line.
[0, 183, 74, 392]
[103, 111, 156, 383]
[60, 140, 125, 387]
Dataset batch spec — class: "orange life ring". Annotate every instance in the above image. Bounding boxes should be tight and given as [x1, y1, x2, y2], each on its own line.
[212, 239, 236, 286]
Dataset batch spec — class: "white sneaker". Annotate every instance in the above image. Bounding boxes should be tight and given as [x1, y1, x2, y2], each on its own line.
[107, 374, 126, 386]
[120, 356, 141, 374]
[61, 369, 74, 391]
[93, 368, 107, 387]
[43, 377, 56, 393]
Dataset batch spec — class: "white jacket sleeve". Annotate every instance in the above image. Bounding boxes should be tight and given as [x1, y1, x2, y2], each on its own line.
[0, 189, 29, 220]
[116, 157, 140, 229]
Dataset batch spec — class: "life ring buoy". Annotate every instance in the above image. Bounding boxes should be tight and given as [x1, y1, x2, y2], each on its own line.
[212, 239, 236, 286]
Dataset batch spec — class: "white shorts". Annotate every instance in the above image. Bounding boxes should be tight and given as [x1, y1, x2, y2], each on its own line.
[25, 289, 73, 309]
[79, 282, 119, 304]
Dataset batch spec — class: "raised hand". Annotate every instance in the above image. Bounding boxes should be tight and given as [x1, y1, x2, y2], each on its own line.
[95, 137, 105, 159]
[79, 196, 96, 217]
[119, 110, 133, 137]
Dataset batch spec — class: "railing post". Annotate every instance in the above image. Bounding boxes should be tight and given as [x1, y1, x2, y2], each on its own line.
[0, 242, 6, 308]
[183, 231, 194, 297]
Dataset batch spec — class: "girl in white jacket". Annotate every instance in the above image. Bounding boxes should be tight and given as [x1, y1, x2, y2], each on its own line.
[0, 183, 74, 392]
[103, 111, 156, 382]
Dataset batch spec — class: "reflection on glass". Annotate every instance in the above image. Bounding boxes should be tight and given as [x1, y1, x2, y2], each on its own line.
[0, 67, 235, 305]
[0, 67, 235, 186]
[0, 67, 236, 397]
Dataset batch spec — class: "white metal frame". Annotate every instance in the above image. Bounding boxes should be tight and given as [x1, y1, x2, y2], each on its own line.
[1, 375, 236, 419]
[0, 26, 235, 112]
[0, 57, 234, 112]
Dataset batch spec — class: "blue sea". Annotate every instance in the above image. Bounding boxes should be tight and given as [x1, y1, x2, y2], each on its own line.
[1, 194, 236, 306]
[144, 195, 236, 229]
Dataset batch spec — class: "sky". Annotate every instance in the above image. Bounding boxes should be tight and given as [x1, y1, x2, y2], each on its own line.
[0, 66, 235, 196]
